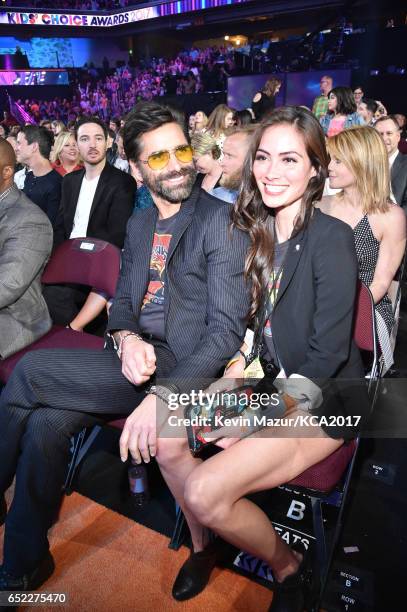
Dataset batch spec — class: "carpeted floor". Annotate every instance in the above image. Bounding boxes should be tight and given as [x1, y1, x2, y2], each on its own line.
[1, 488, 272, 612]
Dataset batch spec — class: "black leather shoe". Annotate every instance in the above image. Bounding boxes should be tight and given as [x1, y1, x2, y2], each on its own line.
[269, 554, 312, 612]
[0, 552, 55, 591]
[0, 497, 6, 526]
[172, 539, 224, 601]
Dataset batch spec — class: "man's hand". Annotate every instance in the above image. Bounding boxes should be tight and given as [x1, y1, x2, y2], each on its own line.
[120, 394, 158, 464]
[121, 336, 156, 385]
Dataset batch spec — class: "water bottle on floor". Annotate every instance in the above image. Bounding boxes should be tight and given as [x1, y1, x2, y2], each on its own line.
[128, 460, 149, 508]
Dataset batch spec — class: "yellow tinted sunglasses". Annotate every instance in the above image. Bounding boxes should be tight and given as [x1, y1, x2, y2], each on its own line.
[140, 144, 193, 170]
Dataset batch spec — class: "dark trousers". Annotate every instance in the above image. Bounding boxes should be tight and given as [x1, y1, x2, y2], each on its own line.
[0, 344, 176, 575]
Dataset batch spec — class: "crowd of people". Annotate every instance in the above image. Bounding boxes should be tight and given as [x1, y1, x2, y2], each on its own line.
[0, 71, 406, 611]
[3, 47, 236, 123]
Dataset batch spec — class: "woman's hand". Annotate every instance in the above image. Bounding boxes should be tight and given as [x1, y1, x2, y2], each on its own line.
[223, 354, 245, 379]
[213, 437, 240, 449]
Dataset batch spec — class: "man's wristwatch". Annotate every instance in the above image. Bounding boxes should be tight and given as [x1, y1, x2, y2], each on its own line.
[148, 384, 179, 406]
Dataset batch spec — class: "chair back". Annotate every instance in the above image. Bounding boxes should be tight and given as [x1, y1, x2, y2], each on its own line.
[42, 238, 121, 298]
[353, 281, 377, 354]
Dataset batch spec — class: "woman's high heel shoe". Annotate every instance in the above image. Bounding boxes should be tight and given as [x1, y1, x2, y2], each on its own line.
[268, 552, 313, 612]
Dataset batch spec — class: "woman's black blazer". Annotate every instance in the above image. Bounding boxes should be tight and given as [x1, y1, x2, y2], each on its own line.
[265, 208, 364, 380]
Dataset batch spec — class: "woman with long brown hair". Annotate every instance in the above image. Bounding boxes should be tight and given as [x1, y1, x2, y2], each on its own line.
[205, 103, 235, 153]
[155, 107, 366, 611]
[252, 77, 282, 120]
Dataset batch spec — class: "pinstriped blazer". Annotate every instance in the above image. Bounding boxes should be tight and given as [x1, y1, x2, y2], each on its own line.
[107, 185, 251, 392]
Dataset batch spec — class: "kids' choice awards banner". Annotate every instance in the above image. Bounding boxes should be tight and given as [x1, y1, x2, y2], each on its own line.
[0, 8, 160, 27]
[0, 0, 251, 28]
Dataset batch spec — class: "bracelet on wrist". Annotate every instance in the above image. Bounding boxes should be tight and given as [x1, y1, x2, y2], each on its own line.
[226, 349, 247, 371]
[238, 349, 247, 367]
[117, 331, 143, 360]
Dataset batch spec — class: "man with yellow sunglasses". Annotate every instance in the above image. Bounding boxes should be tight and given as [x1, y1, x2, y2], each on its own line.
[0, 101, 250, 591]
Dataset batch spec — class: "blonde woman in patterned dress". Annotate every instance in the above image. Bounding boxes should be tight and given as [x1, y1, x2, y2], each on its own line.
[318, 125, 406, 372]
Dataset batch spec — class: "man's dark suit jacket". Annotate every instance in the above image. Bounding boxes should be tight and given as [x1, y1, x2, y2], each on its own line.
[107, 186, 251, 393]
[54, 162, 136, 248]
[391, 152, 407, 212]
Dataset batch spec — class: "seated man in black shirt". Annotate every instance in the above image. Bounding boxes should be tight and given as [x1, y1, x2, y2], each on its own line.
[15, 126, 61, 227]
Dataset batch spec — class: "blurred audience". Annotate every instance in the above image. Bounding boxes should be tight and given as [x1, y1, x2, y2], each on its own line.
[357, 99, 378, 126]
[191, 132, 222, 192]
[252, 77, 282, 121]
[375, 115, 407, 210]
[50, 131, 82, 176]
[112, 129, 130, 173]
[234, 109, 254, 126]
[320, 86, 364, 136]
[210, 125, 256, 203]
[353, 86, 364, 106]
[206, 104, 235, 153]
[312, 75, 333, 119]
[191, 111, 208, 135]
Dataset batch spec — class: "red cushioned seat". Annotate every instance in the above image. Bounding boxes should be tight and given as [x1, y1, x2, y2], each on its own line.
[0, 325, 104, 384]
[287, 440, 357, 493]
[0, 237, 120, 386]
[108, 418, 127, 430]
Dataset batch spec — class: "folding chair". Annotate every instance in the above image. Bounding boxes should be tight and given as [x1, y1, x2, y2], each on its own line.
[64, 419, 126, 496]
[0, 237, 121, 384]
[169, 282, 382, 609]
[273, 281, 381, 610]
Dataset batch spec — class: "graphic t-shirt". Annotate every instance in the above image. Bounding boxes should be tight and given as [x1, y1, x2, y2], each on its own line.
[263, 238, 291, 365]
[138, 212, 179, 340]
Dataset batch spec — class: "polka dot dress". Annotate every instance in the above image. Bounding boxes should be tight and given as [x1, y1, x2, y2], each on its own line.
[354, 215, 394, 371]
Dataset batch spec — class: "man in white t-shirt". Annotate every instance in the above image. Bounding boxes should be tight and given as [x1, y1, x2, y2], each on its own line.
[46, 117, 136, 327]
[54, 117, 135, 246]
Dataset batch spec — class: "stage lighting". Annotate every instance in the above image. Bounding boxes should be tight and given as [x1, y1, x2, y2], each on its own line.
[370, 69, 379, 76]
[224, 35, 229, 41]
